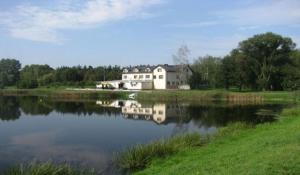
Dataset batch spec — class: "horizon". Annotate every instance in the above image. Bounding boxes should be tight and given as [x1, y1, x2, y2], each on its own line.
[0, 0, 300, 67]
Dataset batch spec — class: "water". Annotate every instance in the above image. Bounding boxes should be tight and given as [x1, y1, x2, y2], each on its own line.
[0, 96, 285, 174]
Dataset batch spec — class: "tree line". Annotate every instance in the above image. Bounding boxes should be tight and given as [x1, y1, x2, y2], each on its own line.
[0, 32, 299, 91]
[0, 61, 122, 89]
[189, 32, 300, 91]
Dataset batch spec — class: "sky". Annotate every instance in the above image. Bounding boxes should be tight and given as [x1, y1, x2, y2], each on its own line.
[0, 0, 299, 67]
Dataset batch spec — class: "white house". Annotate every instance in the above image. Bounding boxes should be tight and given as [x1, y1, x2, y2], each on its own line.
[97, 64, 192, 90]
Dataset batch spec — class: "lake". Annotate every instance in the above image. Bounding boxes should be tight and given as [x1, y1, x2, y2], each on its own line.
[0, 96, 285, 174]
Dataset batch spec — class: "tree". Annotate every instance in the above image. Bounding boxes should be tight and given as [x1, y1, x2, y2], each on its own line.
[173, 45, 191, 84]
[281, 49, 300, 90]
[221, 50, 255, 91]
[0, 59, 21, 88]
[190, 56, 222, 89]
[237, 32, 296, 90]
[18, 64, 53, 89]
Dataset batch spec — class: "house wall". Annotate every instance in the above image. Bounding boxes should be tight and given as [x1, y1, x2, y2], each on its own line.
[153, 66, 167, 89]
[122, 73, 153, 81]
[166, 72, 180, 89]
[123, 81, 152, 90]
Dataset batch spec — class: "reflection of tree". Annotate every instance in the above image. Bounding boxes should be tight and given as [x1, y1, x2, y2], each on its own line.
[53, 101, 121, 116]
[0, 97, 21, 121]
[186, 104, 282, 127]
[19, 96, 53, 115]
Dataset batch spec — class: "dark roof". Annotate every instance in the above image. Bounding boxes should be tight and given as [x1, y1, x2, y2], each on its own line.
[123, 65, 156, 74]
[123, 64, 191, 73]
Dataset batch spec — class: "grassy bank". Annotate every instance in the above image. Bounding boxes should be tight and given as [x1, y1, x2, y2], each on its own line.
[0, 88, 129, 101]
[0, 88, 299, 103]
[137, 90, 300, 103]
[5, 162, 95, 175]
[132, 106, 300, 175]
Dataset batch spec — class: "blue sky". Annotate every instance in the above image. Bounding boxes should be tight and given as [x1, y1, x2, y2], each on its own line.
[0, 0, 299, 67]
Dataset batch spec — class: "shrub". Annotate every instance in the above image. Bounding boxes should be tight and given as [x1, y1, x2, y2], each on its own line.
[114, 133, 203, 172]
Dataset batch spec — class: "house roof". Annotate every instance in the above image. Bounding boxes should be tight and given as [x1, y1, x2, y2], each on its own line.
[123, 64, 191, 74]
[123, 65, 156, 74]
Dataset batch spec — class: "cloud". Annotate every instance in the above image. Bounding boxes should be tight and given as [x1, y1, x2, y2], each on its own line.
[164, 21, 219, 28]
[0, 0, 163, 43]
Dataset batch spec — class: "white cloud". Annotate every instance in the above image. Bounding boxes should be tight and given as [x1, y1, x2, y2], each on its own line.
[164, 21, 219, 28]
[0, 0, 163, 43]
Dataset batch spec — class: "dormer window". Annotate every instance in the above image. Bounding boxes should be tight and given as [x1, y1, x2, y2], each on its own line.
[123, 69, 128, 73]
[145, 68, 151, 72]
[133, 68, 139, 72]
[157, 68, 162, 72]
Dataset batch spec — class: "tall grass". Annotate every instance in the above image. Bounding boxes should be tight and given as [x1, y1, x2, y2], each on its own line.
[5, 162, 95, 175]
[114, 133, 203, 172]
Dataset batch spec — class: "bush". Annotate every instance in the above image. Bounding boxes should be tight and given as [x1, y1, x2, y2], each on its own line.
[114, 133, 203, 172]
[17, 78, 38, 89]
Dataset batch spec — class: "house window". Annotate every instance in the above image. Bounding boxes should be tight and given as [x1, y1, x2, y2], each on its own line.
[157, 68, 162, 72]
[123, 75, 127, 79]
[146, 75, 150, 79]
[134, 75, 138, 79]
[145, 109, 150, 113]
[159, 110, 163, 115]
[159, 75, 163, 79]
[139, 75, 143, 79]
[167, 81, 170, 85]
[153, 75, 156, 79]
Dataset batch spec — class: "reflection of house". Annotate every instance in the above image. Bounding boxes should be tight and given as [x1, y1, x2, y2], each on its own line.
[96, 100, 186, 124]
[96, 64, 192, 90]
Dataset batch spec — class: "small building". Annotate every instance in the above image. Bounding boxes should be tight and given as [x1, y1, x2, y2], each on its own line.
[97, 64, 192, 90]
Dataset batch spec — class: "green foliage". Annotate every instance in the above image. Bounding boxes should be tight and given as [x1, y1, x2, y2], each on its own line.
[0, 59, 21, 88]
[237, 32, 296, 90]
[14, 64, 122, 88]
[115, 133, 203, 172]
[190, 56, 222, 89]
[5, 162, 95, 175]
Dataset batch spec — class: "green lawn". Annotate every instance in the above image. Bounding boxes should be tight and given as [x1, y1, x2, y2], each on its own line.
[135, 107, 300, 175]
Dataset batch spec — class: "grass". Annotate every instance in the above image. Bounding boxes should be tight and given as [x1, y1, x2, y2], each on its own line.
[134, 106, 300, 175]
[4, 162, 95, 175]
[0, 88, 129, 100]
[137, 89, 300, 103]
[1, 88, 299, 102]
[114, 133, 204, 172]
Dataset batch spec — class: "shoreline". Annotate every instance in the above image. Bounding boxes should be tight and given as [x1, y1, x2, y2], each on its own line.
[0, 88, 299, 103]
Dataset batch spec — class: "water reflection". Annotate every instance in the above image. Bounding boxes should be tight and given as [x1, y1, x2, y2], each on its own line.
[0, 96, 285, 174]
[0, 96, 283, 126]
[96, 100, 281, 126]
[97, 100, 189, 124]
